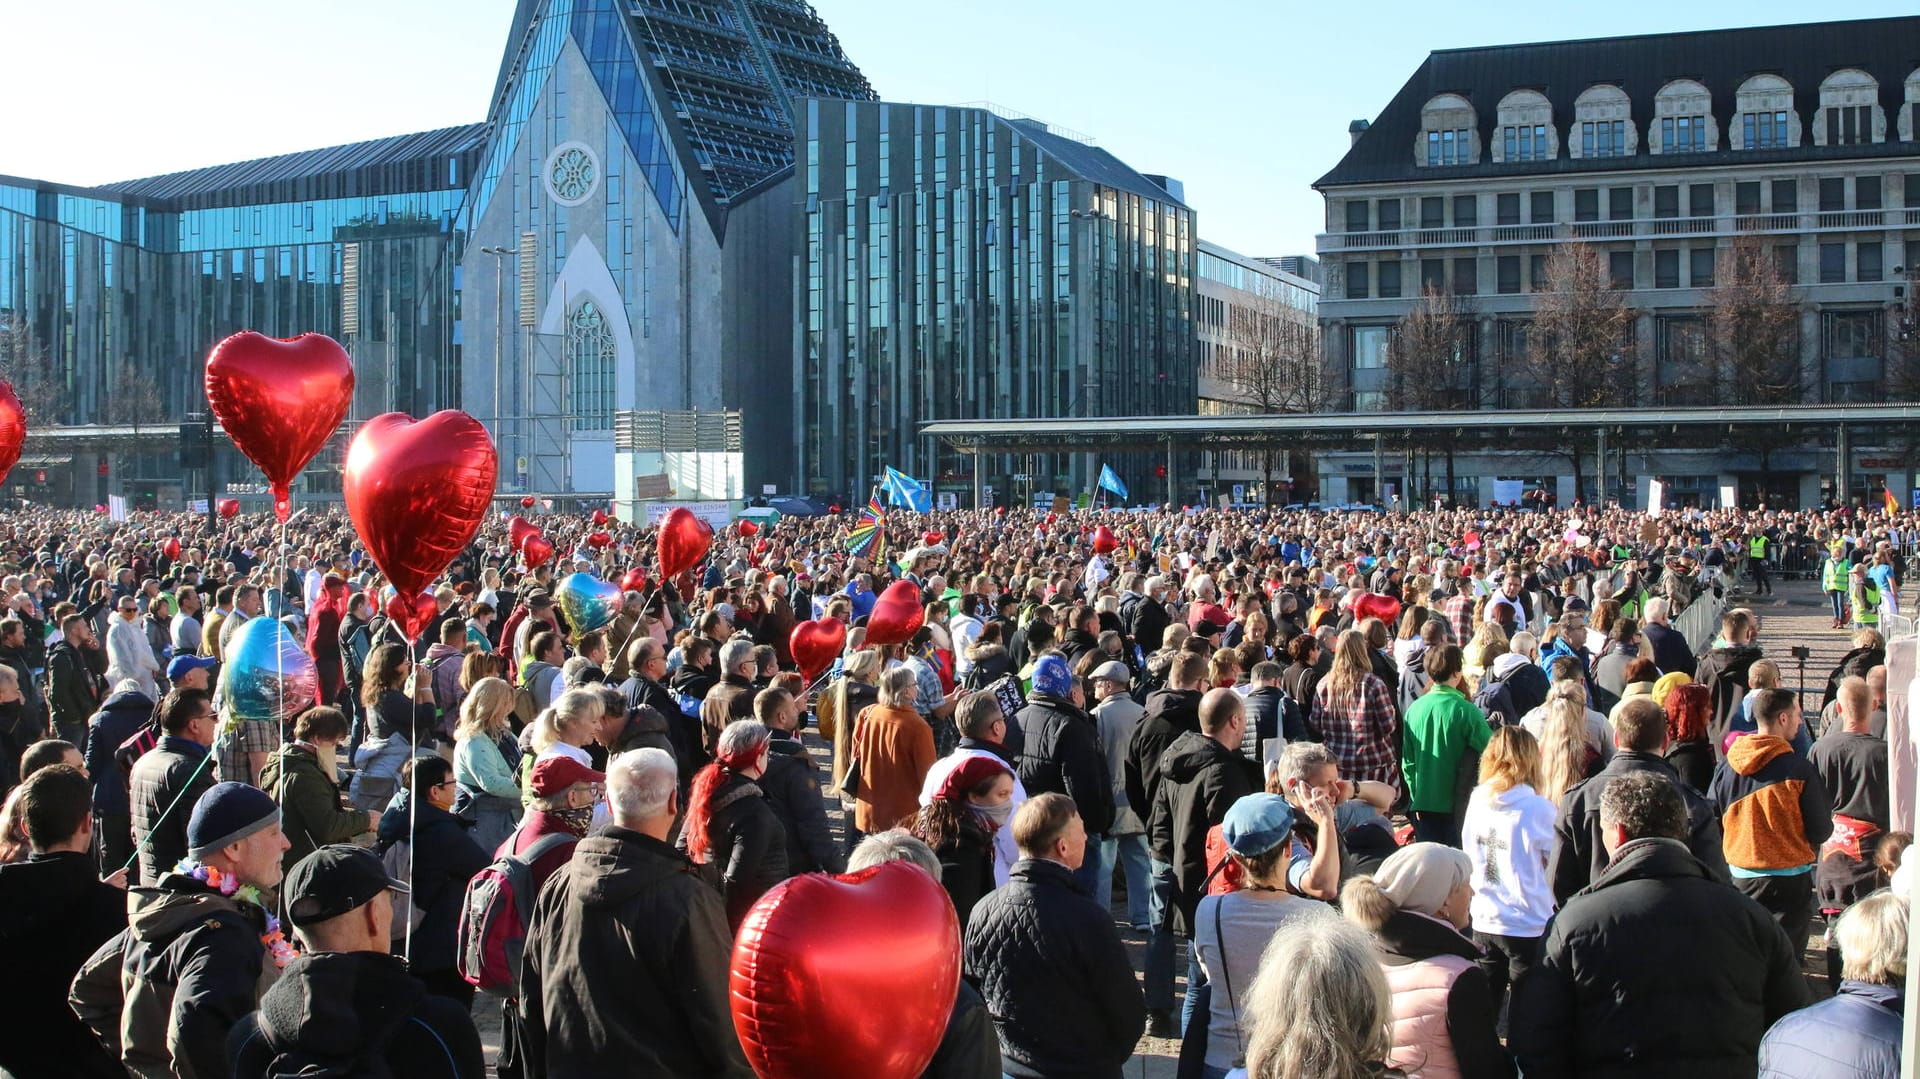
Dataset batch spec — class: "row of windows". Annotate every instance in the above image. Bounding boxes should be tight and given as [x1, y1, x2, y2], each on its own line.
[1343, 172, 1920, 231]
[1342, 237, 1893, 299]
[1426, 101, 1920, 165]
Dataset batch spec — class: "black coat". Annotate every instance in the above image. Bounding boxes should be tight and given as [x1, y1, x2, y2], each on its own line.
[47, 637, 104, 735]
[1548, 750, 1729, 904]
[1122, 688, 1202, 846]
[1823, 645, 1884, 707]
[377, 798, 490, 975]
[85, 686, 155, 817]
[1154, 732, 1258, 933]
[682, 771, 788, 930]
[924, 979, 1002, 1079]
[964, 859, 1145, 1079]
[0, 851, 128, 1079]
[1120, 594, 1171, 654]
[758, 743, 843, 875]
[933, 813, 997, 929]
[521, 827, 752, 1078]
[1695, 644, 1764, 757]
[1510, 838, 1809, 1079]
[1057, 628, 1101, 672]
[1014, 692, 1115, 835]
[1374, 909, 1514, 1079]
[129, 735, 217, 886]
[229, 951, 483, 1078]
[1644, 622, 1697, 679]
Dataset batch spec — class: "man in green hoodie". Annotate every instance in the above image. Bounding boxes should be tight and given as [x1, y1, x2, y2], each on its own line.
[1401, 643, 1493, 849]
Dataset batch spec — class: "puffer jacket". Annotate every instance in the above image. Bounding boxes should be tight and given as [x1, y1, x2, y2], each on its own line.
[69, 874, 276, 1079]
[1757, 981, 1903, 1079]
[1509, 837, 1809, 1079]
[228, 950, 484, 1078]
[963, 858, 1145, 1079]
[681, 771, 788, 930]
[1375, 909, 1513, 1079]
[520, 827, 752, 1078]
[85, 686, 155, 817]
[1013, 692, 1114, 835]
[1154, 732, 1258, 934]
[128, 735, 217, 886]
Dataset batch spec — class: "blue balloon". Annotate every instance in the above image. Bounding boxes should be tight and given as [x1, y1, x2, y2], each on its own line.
[555, 571, 619, 633]
[221, 617, 317, 724]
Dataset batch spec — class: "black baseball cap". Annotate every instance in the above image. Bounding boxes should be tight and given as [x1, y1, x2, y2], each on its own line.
[283, 844, 408, 929]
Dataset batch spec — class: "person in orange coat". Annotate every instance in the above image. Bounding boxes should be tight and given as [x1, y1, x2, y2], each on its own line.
[851, 665, 937, 838]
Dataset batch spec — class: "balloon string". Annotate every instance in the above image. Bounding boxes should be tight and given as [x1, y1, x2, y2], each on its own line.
[404, 630, 420, 967]
[275, 513, 288, 819]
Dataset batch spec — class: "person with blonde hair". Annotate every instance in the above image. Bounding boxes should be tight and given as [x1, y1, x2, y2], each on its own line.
[850, 666, 937, 837]
[1342, 843, 1512, 1079]
[1459, 727, 1555, 1031]
[1532, 693, 1602, 805]
[1757, 888, 1907, 1077]
[1310, 629, 1400, 790]
[1234, 905, 1402, 1079]
[452, 676, 523, 851]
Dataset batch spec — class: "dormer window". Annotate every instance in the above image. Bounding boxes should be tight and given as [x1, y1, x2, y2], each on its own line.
[1572, 85, 1635, 158]
[1734, 74, 1799, 150]
[1816, 69, 1882, 146]
[1418, 94, 1479, 166]
[1652, 79, 1716, 154]
[1493, 90, 1557, 163]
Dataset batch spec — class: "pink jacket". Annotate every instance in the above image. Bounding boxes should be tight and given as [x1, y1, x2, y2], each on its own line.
[1384, 952, 1475, 1079]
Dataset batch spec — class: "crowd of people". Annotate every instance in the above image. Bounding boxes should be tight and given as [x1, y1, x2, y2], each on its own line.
[0, 495, 1911, 1079]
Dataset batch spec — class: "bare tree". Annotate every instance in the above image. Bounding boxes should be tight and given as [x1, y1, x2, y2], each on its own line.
[107, 362, 167, 451]
[1705, 233, 1803, 404]
[1388, 285, 1479, 502]
[1516, 243, 1636, 501]
[1888, 274, 1920, 467]
[1216, 292, 1326, 502]
[0, 317, 71, 425]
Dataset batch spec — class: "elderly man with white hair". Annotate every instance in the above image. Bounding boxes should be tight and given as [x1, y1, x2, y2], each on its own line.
[520, 747, 753, 1077]
[1640, 595, 1696, 677]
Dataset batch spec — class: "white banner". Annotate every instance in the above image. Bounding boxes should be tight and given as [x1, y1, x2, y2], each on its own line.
[1648, 479, 1665, 518]
[187, 499, 209, 514]
[107, 495, 129, 522]
[1492, 480, 1524, 506]
[643, 500, 733, 530]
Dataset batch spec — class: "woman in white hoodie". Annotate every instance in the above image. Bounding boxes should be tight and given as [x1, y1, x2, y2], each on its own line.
[1459, 725, 1556, 1034]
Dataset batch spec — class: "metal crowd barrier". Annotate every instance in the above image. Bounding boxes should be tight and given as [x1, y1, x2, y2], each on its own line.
[1673, 586, 1730, 655]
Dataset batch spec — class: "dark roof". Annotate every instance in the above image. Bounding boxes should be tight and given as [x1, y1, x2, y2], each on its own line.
[1317, 15, 1920, 188]
[1007, 118, 1192, 209]
[101, 124, 487, 203]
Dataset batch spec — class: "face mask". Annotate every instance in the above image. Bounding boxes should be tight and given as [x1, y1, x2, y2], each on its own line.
[973, 800, 1014, 827]
[556, 804, 596, 835]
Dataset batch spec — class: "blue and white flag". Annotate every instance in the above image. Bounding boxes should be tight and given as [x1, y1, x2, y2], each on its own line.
[1098, 464, 1129, 500]
[882, 467, 933, 513]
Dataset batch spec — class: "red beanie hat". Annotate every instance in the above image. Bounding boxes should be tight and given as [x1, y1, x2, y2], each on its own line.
[935, 754, 1011, 803]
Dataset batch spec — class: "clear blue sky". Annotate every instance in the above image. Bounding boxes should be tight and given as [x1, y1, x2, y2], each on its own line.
[9, 1, 1912, 259]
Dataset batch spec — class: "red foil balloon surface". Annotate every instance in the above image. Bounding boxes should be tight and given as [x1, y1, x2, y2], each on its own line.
[522, 534, 555, 569]
[922, 530, 943, 546]
[160, 537, 181, 561]
[385, 589, 439, 641]
[0, 381, 24, 486]
[730, 861, 959, 1079]
[216, 498, 240, 520]
[591, 508, 610, 526]
[619, 568, 648, 594]
[343, 410, 498, 599]
[519, 495, 536, 508]
[1091, 525, 1119, 555]
[586, 530, 613, 549]
[658, 507, 713, 580]
[864, 580, 926, 647]
[788, 619, 847, 684]
[737, 519, 759, 538]
[507, 515, 539, 551]
[204, 331, 353, 520]
[1352, 592, 1403, 626]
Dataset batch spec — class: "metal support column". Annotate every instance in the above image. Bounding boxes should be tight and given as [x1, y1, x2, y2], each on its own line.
[1164, 439, 1174, 508]
[1373, 434, 1384, 507]
[1597, 427, 1609, 507]
[1836, 424, 1850, 508]
[973, 451, 984, 511]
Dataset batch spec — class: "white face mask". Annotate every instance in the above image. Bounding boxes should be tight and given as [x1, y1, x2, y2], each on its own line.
[974, 800, 1014, 826]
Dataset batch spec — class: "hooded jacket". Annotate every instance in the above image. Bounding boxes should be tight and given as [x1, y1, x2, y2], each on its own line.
[1154, 731, 1258, 933]
[1710, 733, 1834, 873]
[1694, 643, 1764, 756]
[1510, 838, 1808, 1079]
[520, 827, 752, 1078]
[1014, 691, 1115, 836]
[1374, 908, 1513, 1079]
[0, 851, 128, 1079]
[228, 950, 484, 1078]
[70, 874, 276, 1079]
[86, 686, 155, 817]
[260, 742, 371, 872]
[1122, 687, 1203, 849]
[1486, 652, 1550, 716]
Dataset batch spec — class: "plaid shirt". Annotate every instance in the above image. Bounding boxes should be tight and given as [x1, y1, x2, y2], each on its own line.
[1310, 674, 1401, 791]
[215, 717, 279, 785]
[1443, 593, 1474, 645]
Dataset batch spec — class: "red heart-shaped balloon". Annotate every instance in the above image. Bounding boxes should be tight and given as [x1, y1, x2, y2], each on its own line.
[995, 506, 1007, 516]
[385, 589, 439, 641]
[619, 568, 648, 593]
[789, 618, 847, 683]
[658, 507, 713, 580]
[161, 537, 181, 561]
[506, 515, 538, 551]
[204, 331, 354, 520]
[828, 504, 842, 514]
[865, 580, 926, 647]
[522, 534, 555, 569]
[1353, 592, 1402, 626]
[923, 530, 943, 546]
[216, 498, 240, 520]
[586, 531, 612, 549]
[1091, 525, 1119, 555]
[0, 382, 24, 486]
[520, 495, 536, 508]
[592, 508, 610, 527]
[731, 860, 959, 1079]
[343, 410, 498, 599]
[738, 519, 759, 538]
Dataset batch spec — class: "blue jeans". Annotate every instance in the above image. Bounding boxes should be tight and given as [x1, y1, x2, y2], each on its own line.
[1145, 858, 1179, 1012]
[1829, 589, 1847, 620]
[1072, 833, 1106, 897]
[349, 737, 411, 813]
[1097, 832, 1153, 927]
[1181, 948, 1209, 1039]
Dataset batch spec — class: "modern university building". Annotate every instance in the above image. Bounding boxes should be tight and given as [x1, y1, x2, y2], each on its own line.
[0, 0, 1201, 511]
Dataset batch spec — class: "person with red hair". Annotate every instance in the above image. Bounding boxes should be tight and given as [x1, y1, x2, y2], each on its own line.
[1663, 683, 1715, 793]
[678, 718, 788, 929]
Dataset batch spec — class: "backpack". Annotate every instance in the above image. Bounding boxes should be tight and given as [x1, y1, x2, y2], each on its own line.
[513, 681, 539, 727]
[381, 839, 429, 940]
[456, 832, 577, 995]
[1472, 670, 1519, 727]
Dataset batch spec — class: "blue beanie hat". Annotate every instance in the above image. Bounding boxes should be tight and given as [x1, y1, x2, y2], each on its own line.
[187, 781, 282, 858]
[1031, 654, 1073, 699]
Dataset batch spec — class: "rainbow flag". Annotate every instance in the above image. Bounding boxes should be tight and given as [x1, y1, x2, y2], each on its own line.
[846, 490, 887, 565]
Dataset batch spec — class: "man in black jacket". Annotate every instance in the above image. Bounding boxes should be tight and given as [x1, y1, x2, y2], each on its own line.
[0, 614, 45, 742]
[1120, 575, 1172, 655]
[520, 747, 752, 1078]
[1122, 650, 1208, 1034]
[229, 845, 484, 1078]
[965, 793, 1145, 1079]
[1014, 655, 1114, 882]
[1549, 697, 1729, 903]
[1511, 772, 1807, 1078]
[48, 611, 105, 746]
[0, 765, 128, 1079]
[376, 757, 489, 1006]
[1056, 605, 1102, 671]
[1694, 608, 1765, 756]
[129, 688, 220, 886]
[754, 688, 844, 875]
[1640, 597, 1697, 678]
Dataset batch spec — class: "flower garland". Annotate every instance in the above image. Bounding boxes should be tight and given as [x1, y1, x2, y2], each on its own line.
[176, 858, 298, 970]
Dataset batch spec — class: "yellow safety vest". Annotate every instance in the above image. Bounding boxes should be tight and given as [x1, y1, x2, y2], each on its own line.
[1748, 536, 1768, 559]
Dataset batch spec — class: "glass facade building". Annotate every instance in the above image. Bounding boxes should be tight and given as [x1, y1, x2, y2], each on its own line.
[795, 101, 1197, 502]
